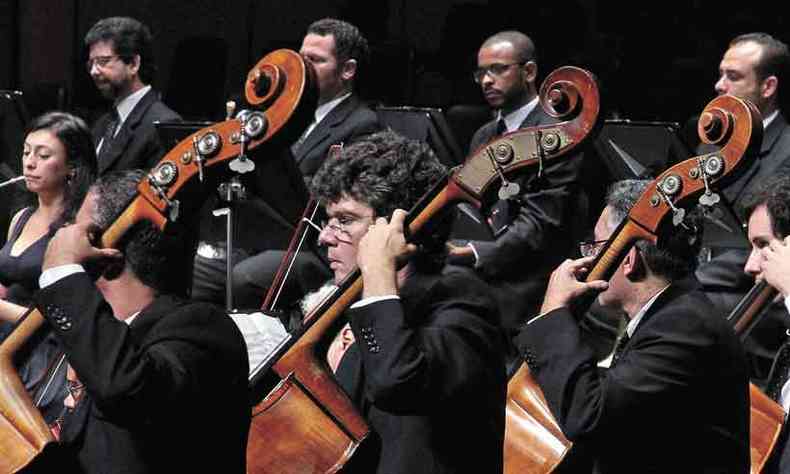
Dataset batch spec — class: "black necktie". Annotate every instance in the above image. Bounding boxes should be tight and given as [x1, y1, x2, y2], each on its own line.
[98, 109, 120, 163]
[611, 332, 631, 367]
[496, 118, 507, 137]
[766, 341, 790, 402]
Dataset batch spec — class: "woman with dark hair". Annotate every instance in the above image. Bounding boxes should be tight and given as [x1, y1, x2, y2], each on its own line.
[0, 111, 96, 322]
[0, 111, 96, 424]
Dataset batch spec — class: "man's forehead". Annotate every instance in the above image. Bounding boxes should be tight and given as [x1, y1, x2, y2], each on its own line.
[326, 196, 373, 216]
[723, 42, 763, 68]
[478, 41, 517, 63]
[302, 34, 336, 53]
[89, 40, 115, 55]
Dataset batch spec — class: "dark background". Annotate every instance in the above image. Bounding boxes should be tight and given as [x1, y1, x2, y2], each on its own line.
[1, 0, 788, 201]
[4, 1, 790, 121]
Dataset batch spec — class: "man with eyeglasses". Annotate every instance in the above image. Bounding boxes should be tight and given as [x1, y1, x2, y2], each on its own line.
[447, 30, 591, 361]
[288, 129, 506, 473]
[515, 179, 750, 472]
[84, 17, 180, 176]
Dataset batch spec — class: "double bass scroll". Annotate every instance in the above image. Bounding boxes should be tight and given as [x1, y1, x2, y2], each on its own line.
[0, 48, 314, 474]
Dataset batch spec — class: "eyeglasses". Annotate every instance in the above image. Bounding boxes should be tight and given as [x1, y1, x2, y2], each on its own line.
[86, 55, 125, 72]
[579, 239, 608, 258]
[303, 213, 374, 242]
[472, 62, 525, 84]
[66, 379, 86, 404]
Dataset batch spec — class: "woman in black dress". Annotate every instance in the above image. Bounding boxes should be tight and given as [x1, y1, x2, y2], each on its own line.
[0, 111, 96, 423]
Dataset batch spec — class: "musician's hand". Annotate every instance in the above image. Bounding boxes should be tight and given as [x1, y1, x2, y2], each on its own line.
[446, 241, 476, 267]
[357, 209, 417, 298]
[42, 221, 122, 270]
[539, 256, 608, 314]
[760, 236, 790, 297]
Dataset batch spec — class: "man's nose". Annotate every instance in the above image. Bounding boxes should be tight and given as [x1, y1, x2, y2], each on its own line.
[714, 76, 728, 95]
[318, 227, 337, 246]
[744, 249, 762, 276]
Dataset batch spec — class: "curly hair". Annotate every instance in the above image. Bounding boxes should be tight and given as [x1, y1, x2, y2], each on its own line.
[21, 111, 97, 232]
[84, 17, 156, 84]
[740, 175, 790, 238]
[311, 129, 448, 271]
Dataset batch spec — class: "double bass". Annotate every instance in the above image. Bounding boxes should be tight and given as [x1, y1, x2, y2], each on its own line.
[0, 48, 314, 473]
[504, 94, 763, 473]
[727, 281, 786, 472]
[246, 66, 601, 473]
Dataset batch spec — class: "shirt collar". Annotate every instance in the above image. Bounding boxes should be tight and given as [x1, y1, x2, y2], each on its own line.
[315, 92, 352, 125]
[764, 109, 780, 129]
[115, 85, 152, 125]
[497, 96, 539, 133]
[626, 284, 671, 337]
[124, 310, 141, 325]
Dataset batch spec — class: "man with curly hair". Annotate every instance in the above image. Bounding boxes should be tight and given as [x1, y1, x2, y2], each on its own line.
[307, 129, 506, 473]
[84, 17, 181, 175]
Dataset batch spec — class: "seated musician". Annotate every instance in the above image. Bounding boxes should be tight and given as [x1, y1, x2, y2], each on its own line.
[307, 129, 507, 472]
[0, 111, 96, 423]
[447, 31, 596, 363]
[742, 175, 790, 473]
[29, 170, 250, 473]
[516, 179, 750, 472]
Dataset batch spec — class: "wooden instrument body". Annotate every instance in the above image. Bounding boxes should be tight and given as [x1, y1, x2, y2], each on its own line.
[246, 66, 601, 474]
[727, 281, 786, 473]
[0, 48, 313, 474]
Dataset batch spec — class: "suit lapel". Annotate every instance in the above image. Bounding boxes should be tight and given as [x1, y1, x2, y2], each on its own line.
[295, 95, 359, 163]
[98, 89, 158, 174]
[519, 106, 549, 128]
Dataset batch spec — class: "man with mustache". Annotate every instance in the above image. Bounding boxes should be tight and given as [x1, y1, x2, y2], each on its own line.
[448, 31, 590, 359]
[84, 17, 180, 176]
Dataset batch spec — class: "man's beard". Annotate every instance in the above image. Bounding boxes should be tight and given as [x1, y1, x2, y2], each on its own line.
[95, 79, 124, 100]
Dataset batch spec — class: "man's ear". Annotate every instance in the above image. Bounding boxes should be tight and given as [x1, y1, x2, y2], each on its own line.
[341, 58, 357, 82]
[623, 246, 645, 281]
[762, 75, 778, 101]
[128, 54, 141, 75]
[522, 60, 538, 84]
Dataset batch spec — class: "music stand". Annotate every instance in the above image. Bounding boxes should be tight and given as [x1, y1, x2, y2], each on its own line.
[155, 120, 310, 308]
[591, 119, 692, 180]
[376, 106, 465, 167]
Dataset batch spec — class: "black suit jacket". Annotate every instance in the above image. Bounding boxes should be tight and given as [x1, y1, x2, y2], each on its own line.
[335, 267, 507, 474]
[294, 93, 380, 182]
[92, 89, 181, 176]
[515, 281, 751, 473]
[32, 272, 250, 473]
[697, 112, 790, 287]
[464, 107, 589, 335]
